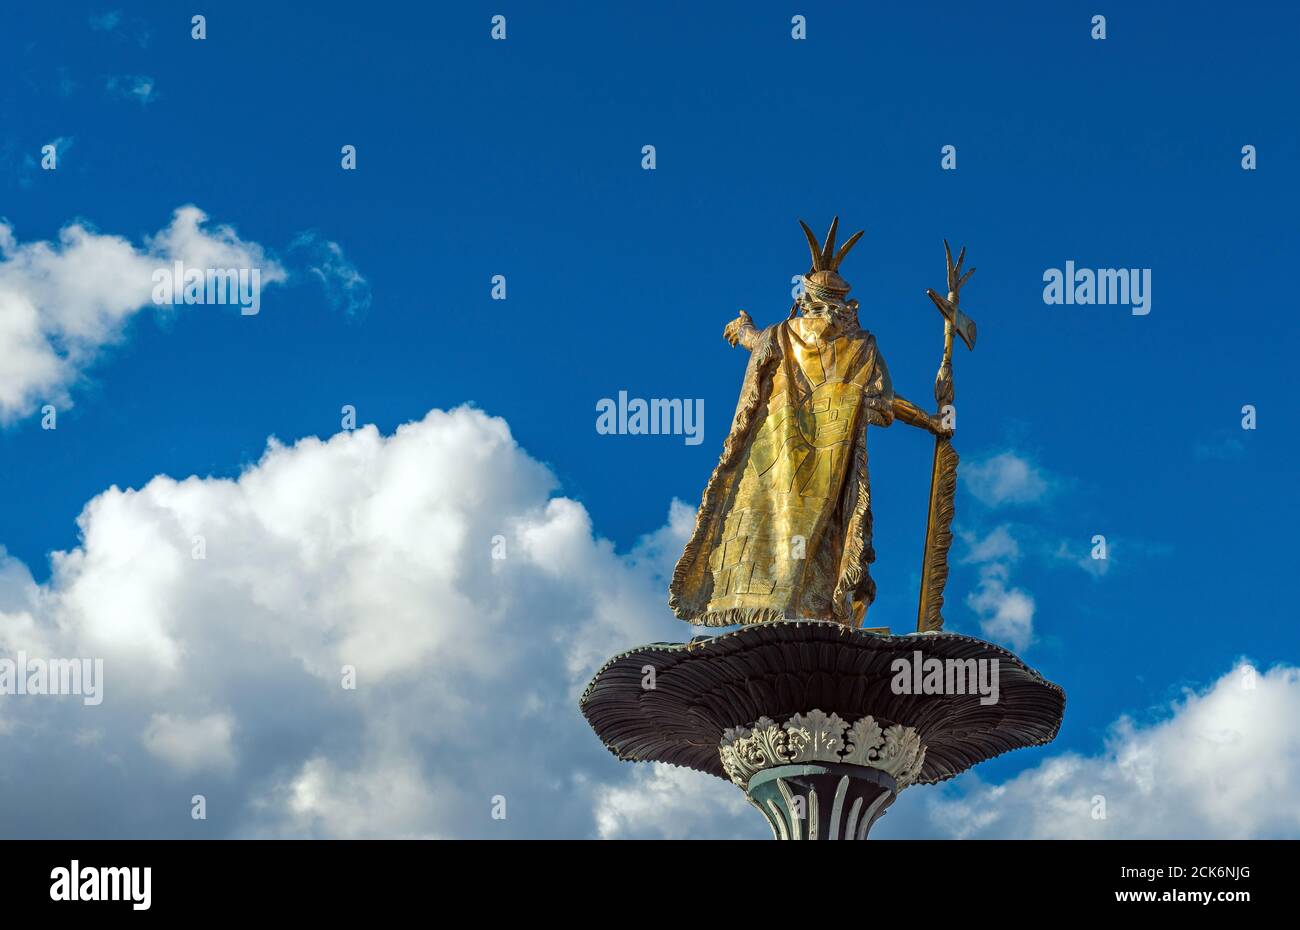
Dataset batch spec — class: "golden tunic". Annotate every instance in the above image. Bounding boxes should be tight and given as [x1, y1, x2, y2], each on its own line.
[670, 310, 895, 627]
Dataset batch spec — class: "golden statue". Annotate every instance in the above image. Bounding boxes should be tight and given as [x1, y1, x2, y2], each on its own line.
[584, 223, 1064, 840]
[670, 217, 976, 631]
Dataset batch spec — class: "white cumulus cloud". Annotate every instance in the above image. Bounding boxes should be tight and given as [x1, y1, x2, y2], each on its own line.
[963, 451, 1050, 507]
[105, 75, 157, 105]
[909, 662, 1300, 839]
[960, 525, 1035, 651]
[290, 232, 372, 315]
[0, 206, 286, 423]
[0, 406, 687, 838]
[0, 408, 1293, 840]
[593, 763, 757, 839]
[142, 711, 237, 774]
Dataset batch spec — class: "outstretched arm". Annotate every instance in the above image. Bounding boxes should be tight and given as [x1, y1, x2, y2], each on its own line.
[892, 394, 952, 437]
[723, 311, 762, 351]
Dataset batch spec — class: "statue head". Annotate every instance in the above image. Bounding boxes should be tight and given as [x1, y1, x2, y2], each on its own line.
[798, 216, 864, 303]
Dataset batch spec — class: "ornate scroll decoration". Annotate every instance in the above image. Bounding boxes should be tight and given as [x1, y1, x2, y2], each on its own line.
[720, 710, 926, 790]
[840, 715, 884, 765]
[786, 709, 847, 763]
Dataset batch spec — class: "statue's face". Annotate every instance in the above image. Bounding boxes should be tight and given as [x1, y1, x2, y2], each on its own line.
[799, 293, 856, 320]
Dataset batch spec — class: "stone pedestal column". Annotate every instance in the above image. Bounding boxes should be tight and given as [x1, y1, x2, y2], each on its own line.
[719, 708, 923, 840]
[747, 764, 898, 840]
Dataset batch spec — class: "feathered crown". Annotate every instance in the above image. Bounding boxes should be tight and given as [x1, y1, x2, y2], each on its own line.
[798, 216, 864, 301]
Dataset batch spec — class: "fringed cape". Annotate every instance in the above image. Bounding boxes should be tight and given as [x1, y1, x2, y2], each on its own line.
[669, 318, 894, 627]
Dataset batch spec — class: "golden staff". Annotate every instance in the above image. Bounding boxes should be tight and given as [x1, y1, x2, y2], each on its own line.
[916, 241, 977, 633]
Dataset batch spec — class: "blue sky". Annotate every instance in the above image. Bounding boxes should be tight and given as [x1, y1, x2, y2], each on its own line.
[0, 2, 1296, 838]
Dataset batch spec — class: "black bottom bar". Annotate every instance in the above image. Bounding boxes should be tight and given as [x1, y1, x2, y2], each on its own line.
[5, 839, 1288, 916]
